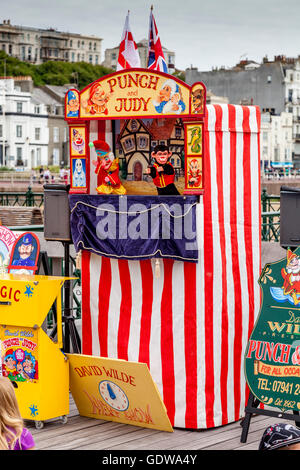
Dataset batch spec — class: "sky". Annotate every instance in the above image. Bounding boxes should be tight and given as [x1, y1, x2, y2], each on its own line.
[3, 0, 300, 71]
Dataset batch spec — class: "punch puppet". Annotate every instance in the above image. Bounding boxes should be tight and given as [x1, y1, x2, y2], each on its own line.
[90, 140, 126, 195]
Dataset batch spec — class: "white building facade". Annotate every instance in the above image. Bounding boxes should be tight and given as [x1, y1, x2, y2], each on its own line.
[0, 78, 49, 168]
[261, 111, 293, 172]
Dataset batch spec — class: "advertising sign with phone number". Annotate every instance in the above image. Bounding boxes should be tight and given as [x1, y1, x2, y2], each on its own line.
[245, 247, 300, 412]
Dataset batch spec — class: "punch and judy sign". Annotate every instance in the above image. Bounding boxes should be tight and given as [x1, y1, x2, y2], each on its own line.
[245, 248, 300, 412]
[65, 70, 206, 120]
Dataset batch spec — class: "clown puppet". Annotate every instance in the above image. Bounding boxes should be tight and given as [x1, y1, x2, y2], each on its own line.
[146, 144, 180, 195]
[90, 140, 126, 195]
[153, 79, 186, 115]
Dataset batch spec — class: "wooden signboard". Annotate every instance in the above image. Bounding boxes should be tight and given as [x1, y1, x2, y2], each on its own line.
[67, 353, 173, 432]
[242, 247, 300, 441]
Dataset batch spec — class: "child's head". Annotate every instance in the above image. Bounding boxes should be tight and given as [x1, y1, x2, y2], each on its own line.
[259, 423, 300, 450]
[0, 376, 23, 450]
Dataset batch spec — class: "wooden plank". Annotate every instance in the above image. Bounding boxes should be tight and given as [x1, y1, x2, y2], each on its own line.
[23, 395, 293, 450]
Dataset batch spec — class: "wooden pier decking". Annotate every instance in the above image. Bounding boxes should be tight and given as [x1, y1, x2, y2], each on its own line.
[26, 395, 287, 451]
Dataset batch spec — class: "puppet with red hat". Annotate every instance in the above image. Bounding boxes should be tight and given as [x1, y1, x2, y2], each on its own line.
[89, 140, 126, 195]
[281, 249, 300, 305]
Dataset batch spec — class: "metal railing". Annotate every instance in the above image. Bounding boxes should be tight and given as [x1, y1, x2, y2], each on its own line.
[0, 187, 44, 207]
[261, 189, 280, 242]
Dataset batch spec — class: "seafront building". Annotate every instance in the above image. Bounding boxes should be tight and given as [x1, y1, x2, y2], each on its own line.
[0, 19, 102, 66]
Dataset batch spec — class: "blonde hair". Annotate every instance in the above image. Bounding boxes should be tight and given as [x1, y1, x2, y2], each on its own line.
[0, 377, 23, 450]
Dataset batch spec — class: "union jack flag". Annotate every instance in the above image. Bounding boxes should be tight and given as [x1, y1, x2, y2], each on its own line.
[147, 8, 168, 73]
[117, 11, 140, 71]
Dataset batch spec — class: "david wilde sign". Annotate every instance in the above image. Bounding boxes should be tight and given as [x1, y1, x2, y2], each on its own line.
[245, 248, 300, 412]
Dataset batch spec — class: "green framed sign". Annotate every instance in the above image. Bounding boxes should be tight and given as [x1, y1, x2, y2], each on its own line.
[245, 247, 300, 413]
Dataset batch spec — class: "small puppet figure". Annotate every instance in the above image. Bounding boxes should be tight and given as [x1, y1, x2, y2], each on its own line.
[72, 158, 86, 187]
[82, 83, 112, 115]
[90, 140, 126, 195]
[152, 79, 186, 115]
[66, 90, 79, 117]
[72, 129, 85, 154]
[188, 158, 202, 188]
[146, 144, 180, 195]
[281, 249, 300, 305]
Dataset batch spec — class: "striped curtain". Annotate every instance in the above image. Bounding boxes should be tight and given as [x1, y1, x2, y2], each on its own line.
[81, 104, 261, 429]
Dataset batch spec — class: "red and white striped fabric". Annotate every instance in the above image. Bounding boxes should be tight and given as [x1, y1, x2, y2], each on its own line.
[82, 104, 261, 429]
[116, 12, 141, 71]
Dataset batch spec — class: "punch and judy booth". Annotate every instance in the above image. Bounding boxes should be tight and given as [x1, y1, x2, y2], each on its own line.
[0, 274, 69, 428]
[65, 69, 261, 429]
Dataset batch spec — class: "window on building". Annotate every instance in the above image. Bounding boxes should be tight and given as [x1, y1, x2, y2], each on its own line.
[53, 148, 60, 166]
[89, 42, 92, 50]
[17, 102, 23, 113]
[8, 44, 12, 54]
[139, 136, 148, 148]
[16, 147, 23, 165]
[124, 138, 134, 150]
[34, 105, 40, 114]
[16, 125, 22, 138]
[0, 125, 2, 138]
[70, 40, 73, 47]
[35, 128, 41, 140]
[263, 132, 268, 142]
[89, 54, 93, 64]
[36, 148, 41, 166]
[72, 52, 75, 62]
[78, 40, 80, 48]
[131, 120, 138, 131]
[28, 46, 32, 61]
[95, 55, 98, 64]
[288, 89, 293, 102]
[112, 53, 117, 60]
[53, 127, 59, 143]
[175, 127, 182, 139]
[94, 42, 97, 51]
